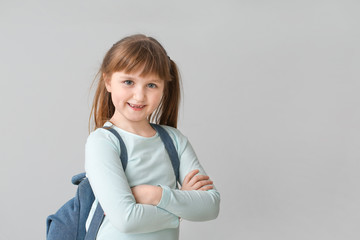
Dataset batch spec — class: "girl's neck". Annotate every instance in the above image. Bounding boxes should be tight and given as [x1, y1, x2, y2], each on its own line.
[109, 118, 156, 138]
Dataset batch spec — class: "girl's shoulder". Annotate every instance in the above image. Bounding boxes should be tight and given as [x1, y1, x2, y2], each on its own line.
[86, 127, 121, 150]
[87, 126, 117, 140]
[159, 125, 189, 151]
[159, 125, 184, 137]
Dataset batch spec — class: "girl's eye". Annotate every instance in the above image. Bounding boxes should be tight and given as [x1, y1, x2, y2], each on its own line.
[123, 80, 134, 85]
[147, 83, 157, 88]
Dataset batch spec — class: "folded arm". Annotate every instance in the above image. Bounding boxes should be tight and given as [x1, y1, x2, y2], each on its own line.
[131, 128, 221, 221]
[132, 182, 220, 221]
[131, 169, 213, 205]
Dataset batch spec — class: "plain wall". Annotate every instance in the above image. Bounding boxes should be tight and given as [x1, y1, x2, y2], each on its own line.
[1, 0, 359, 239]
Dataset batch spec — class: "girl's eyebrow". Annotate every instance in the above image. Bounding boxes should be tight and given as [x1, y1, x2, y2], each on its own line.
[149, 78, 162, 83]
[119, 75, 136, 80]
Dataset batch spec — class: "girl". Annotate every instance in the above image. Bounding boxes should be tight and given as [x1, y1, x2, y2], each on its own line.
[86, 34, 220, 240]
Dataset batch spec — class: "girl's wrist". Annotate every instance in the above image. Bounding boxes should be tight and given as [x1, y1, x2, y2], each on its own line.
[152, 186, 163, 205]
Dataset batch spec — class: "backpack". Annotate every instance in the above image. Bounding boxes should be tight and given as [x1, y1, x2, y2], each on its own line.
[46, 124, 180, 240]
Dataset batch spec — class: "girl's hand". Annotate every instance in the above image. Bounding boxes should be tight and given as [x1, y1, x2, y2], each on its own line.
[181, 169, 213, 191]
[131, 185, 162, 205]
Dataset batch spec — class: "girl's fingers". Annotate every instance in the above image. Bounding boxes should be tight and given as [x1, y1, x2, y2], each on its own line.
[182, 169, 213, 191]
[188, 174, 210, 187]
[183, 169, 200, 185]
[192, 180, 213, 190]
[199, 185, 214, 191]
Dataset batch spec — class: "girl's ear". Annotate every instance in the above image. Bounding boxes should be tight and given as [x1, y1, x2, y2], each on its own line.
[103, 73, 111, 92]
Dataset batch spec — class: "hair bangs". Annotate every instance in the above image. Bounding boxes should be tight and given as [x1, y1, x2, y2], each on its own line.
[113, 40, 171, 81]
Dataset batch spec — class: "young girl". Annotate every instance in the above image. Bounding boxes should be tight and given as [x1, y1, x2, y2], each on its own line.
[85, 34, 220, 240]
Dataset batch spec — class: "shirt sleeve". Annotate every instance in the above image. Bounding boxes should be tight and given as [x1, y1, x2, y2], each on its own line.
[85, 129, 179, 234]
[156, 127, 221, 221]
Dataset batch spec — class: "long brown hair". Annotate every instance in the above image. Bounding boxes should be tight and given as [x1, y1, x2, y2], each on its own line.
[88, 34, 181, 132]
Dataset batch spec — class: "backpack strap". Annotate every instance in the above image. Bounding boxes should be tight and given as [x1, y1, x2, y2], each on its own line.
[85, 125, 180, 240]
[150, 124, 180, 183]
[84, 203, 105, 240]
[105, 127, 128, 170]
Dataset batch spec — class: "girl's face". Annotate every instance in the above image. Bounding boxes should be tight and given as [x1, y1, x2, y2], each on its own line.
[105, 70, 165, 128]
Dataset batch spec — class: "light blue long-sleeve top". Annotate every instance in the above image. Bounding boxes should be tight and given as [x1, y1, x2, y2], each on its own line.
[85, 121, 220, 240]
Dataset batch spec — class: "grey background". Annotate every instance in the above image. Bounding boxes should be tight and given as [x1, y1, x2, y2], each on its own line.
[1, 0, 359, 239]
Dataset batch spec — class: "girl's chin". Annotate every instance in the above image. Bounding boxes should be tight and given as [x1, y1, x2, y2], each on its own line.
[121, 114, 150, 124]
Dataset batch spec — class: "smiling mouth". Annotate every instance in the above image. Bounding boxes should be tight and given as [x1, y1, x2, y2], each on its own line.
[127, 103, 145, 110]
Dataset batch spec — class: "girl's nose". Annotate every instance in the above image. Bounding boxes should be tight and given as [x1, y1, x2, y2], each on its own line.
[133, 87, 145, 101]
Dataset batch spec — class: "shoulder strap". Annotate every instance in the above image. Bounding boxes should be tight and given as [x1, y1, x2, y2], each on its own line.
[105, 127, 128, 170]
[150, 124, 180, 183]
[84, 204, 104, 240]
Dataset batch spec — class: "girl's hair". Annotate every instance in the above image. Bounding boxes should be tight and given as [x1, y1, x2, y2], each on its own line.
[88, 34, 181, 132]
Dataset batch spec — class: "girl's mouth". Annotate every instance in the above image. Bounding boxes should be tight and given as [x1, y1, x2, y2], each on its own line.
[127, 103, 145, 110]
